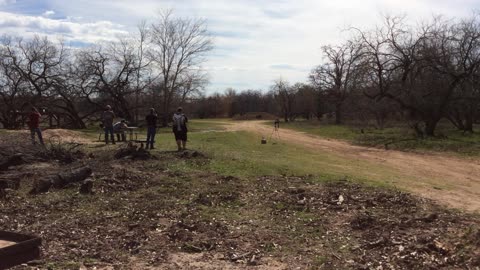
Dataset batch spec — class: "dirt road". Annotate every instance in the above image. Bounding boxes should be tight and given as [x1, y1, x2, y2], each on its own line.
[227, 121, 480, 212]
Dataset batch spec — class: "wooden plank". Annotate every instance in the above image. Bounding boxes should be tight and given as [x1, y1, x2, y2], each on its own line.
[0, 231, 42, 269]
[0, 240, 14, 248]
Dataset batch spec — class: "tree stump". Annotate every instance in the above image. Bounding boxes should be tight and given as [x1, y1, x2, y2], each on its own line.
[30, 166, 93, 194]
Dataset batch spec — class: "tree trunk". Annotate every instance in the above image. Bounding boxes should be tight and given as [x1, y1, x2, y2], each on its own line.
[161, 112, 169, 127]
[335, 103, 342, 125]
[447, 108, 466, 131]
[465, 114, 474, 133]
[375, 111, 387, 129]
[71, 113, 87, 129]
[424, 119, 439, 137]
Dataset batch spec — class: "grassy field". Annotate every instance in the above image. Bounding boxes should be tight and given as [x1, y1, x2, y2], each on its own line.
[148, 120, 405, 186]
[280, 120, 480, 156]
[78, 119, 403, 185]
[81, 119, 470, 189]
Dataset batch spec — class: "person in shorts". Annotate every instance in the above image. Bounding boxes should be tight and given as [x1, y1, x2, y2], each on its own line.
[172, 107, 188, 151]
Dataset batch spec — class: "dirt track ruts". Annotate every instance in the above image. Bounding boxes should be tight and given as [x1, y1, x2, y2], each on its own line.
[227, 121, 480, 213]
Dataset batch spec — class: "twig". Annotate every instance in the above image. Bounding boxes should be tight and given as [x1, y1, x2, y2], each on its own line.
[230, 251, 252, 261]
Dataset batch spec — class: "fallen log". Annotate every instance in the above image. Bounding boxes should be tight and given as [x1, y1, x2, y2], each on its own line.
[0, 154, 25, 171]
[30, 166, 92, 194]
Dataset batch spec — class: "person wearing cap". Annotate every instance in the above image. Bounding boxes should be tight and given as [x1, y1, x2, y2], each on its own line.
[145, 108, 158, 149]
[101, 105, 116, 144]
[113, 119, 129, 142]
[172, 107, 188, 151]
[28, 107, 44, 146]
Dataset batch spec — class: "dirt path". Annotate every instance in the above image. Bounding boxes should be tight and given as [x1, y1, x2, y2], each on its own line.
[226, 121, 480, 212]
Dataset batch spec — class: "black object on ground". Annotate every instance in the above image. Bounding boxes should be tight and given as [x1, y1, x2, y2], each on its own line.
[0, 231, 42, 269]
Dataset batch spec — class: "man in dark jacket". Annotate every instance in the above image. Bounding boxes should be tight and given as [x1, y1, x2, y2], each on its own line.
[145, 108, 158, 149]
[28, 107, 44, 146]
[101, 105, 116, 144]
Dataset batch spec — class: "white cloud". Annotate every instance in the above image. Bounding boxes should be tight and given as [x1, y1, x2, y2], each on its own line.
[0, 0, 16, 6]
[0, 11, 128, 44]
[42, 10, 55, 17]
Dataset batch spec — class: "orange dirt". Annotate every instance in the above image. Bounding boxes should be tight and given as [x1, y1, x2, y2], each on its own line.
[226, 121, 480, 213]
[7, 129, 95, 144]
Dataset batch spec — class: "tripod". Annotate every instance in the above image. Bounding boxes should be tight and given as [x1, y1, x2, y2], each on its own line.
[268, 125, 280, 143]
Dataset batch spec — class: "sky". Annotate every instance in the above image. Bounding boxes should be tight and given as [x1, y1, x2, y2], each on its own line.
[0, 0, 478, 94]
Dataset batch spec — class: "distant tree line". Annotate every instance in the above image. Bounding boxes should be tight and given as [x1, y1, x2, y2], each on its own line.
[192, 14, 480, 137]
[0, 10, 212, 129]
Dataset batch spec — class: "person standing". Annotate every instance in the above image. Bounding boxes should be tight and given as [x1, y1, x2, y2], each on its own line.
[172, 107, 188, 151]
[145, 108, 158, 149]
[274, 118, 280, 131]
[28, 107, 44, 146]
[102, 105, 116, 144]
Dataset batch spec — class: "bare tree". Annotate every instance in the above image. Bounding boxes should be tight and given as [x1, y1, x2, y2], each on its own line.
[75, 40, 139, 122]
[310, 41, 363, 124]
[272, 78, 296, 122]
[353, 15, 480, 136]
[133, 21, 154, 123]
[0, 36, 29, 128]
[293, 83, 320, 120]
[149, 10, 213, 126]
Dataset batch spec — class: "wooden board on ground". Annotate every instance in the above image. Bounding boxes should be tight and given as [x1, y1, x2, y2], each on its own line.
[0, 240, 15, 248]
[0, 231, 42, 269]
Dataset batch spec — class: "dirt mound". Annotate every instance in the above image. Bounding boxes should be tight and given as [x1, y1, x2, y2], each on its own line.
[4, 128, 93, 144]
[42, 129, 92, 144]
[0, 136, 85, 167]
[232, 112, 278, 121]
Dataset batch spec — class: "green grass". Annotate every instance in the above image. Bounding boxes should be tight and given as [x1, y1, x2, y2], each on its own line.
[82, 118, 400, 184]
[281, 120, 480, 156]
[157, 120, 408, 186]
[79, 119, 440, 190]
[187, 118, 229, 132]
